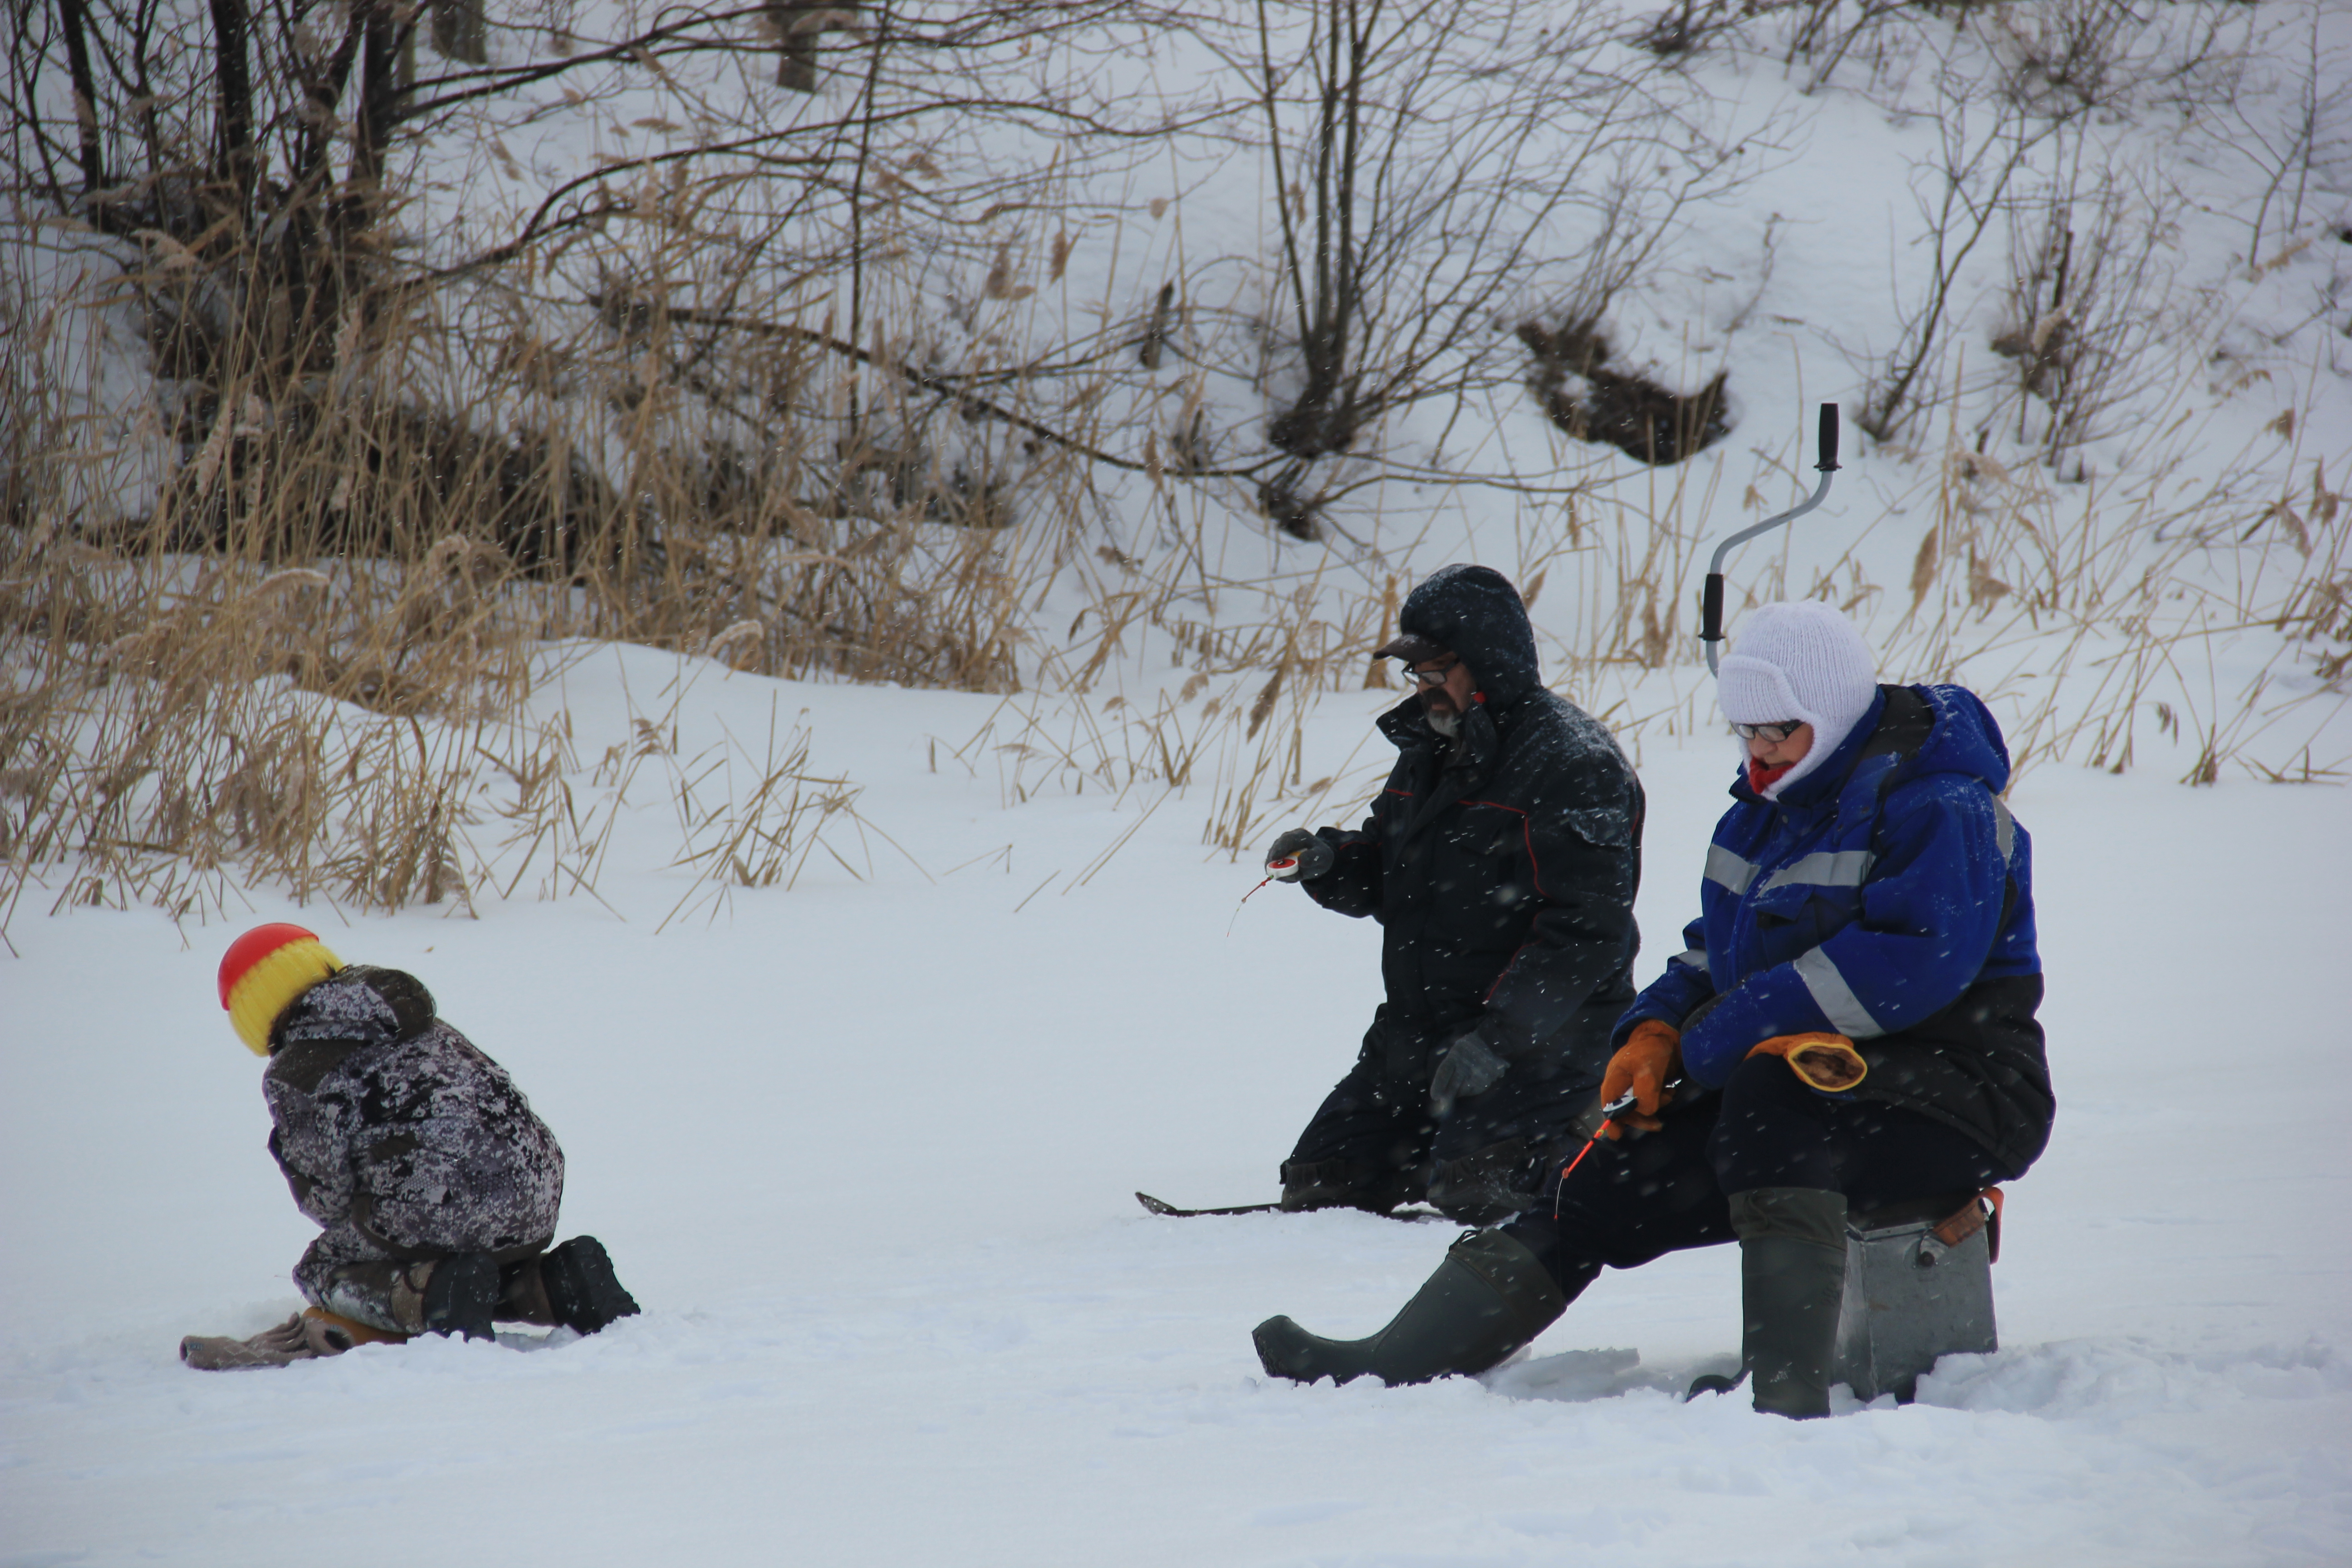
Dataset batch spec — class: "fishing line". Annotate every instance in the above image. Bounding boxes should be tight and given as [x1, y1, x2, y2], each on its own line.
[1225, 860, 1291, 936]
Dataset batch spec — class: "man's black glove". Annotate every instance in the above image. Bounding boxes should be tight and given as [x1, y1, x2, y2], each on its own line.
[1264, 828, 1335, 882]
[1430, 1030, 1508, 1112]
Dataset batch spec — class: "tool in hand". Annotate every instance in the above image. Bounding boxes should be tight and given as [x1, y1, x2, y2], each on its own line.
[1551, 1086, 1674, 1216]
[1226, 858, 1294, 936]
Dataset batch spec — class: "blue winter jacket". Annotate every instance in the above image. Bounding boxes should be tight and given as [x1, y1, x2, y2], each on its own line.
[1618, 684, 2053, 1172]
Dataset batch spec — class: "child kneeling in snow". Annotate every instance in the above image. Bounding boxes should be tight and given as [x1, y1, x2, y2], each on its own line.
[181, 924, 639, 1370]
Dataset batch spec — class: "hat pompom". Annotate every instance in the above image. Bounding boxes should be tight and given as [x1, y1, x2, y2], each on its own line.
[220, 924, 343, 1056]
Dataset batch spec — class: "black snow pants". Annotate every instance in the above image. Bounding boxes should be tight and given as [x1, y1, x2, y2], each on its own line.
[1286, 1008, 1604, 1213]
[1502, 1053, 2019, 1301]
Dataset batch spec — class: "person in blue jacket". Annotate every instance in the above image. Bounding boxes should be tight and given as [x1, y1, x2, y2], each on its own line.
[1252, 602, 2053, 1418]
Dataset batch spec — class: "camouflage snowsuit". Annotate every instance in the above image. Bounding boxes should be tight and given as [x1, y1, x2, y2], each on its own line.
[264, 966, 565, 1333]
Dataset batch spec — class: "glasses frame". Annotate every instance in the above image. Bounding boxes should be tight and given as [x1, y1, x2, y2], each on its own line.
[1401, 660, 1459, 690]
[1730, 719, 1808, 742]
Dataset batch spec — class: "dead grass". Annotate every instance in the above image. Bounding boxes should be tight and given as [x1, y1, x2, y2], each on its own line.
[0, 216, 1074, 942]
[1558, 387, 2352, 794]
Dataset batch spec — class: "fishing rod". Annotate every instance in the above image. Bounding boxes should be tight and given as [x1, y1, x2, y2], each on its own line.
[1698, 403, 1842, 676]
[1550, 1082, 1680, 1214]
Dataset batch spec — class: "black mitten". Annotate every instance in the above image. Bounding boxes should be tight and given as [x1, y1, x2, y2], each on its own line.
[1430, 1031, 1508, 1112]
[1264, 828, 1335, 882]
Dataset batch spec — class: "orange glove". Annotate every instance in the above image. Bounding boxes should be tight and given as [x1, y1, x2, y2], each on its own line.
[1747, 1032, 1868, 1093]
[1598, 1020, 1681, 1139]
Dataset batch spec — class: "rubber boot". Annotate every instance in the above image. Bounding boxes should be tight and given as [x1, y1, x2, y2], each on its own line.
[498, 1254, 561, 1326]
[1253, 1229, 1566, 1386]
[540, 1236, 641, 1334]
[1729, 1187, 1848, 1419]
[421, 1252, 500, 1341]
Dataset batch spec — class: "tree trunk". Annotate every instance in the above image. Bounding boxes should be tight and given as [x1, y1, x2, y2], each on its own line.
[347, 0, 400, 233]
[58, 0, 106, 194]
[207, 0, 254, 213]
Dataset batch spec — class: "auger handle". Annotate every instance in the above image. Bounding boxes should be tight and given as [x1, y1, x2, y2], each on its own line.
[1700, 403, 1842, 676]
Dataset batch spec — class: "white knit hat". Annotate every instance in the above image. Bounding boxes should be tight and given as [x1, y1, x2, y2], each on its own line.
[1717, 602, 1879, 796]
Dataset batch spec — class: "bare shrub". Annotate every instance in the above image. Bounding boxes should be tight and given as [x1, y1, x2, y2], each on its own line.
[2224, 7, 2352, 263]
[1230, 0, 1750, 474]
[1983, 0, 2156, 115]
[1991, 152, 2186, 472]
[1636, 0, 1772, 60]
[1855, 93, 2058, 443]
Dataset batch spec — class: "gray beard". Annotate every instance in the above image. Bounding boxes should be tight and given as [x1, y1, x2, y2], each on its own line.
[1426, 706, 1460, 738]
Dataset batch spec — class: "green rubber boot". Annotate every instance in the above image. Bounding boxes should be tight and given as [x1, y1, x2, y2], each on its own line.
[1729, 1187, 1849, 1420]
[1253, 1229, 1567, 1387]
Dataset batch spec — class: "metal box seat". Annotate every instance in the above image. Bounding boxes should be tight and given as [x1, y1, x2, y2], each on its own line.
[1833, 1189, 2002, 1402]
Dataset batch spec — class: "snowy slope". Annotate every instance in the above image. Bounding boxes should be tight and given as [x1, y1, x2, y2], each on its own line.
[23, 0, 2348, 725]
[4, 647, 2348, 1566]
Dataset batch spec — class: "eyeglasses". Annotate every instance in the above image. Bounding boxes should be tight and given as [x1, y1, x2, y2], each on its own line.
[1730, 720, 1807, 742]
[1401, 660, 1458, 689]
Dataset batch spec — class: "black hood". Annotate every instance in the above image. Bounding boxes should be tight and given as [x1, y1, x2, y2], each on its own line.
[1396, 564, 1542, 705]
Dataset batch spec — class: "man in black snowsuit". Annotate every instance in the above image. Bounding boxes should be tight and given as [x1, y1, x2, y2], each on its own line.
[181, 923, 641, 1369]
[1262, 565, 1644, 1223]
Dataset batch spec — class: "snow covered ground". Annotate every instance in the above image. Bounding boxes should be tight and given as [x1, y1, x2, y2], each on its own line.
[4, 646, 2349, 1566]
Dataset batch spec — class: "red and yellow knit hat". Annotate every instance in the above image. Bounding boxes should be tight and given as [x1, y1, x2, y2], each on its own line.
[218, 923, 343, 1056]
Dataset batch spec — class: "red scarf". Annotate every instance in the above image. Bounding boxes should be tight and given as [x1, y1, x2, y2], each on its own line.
[1747, 758, 1796, 794]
